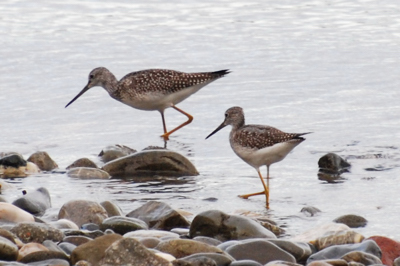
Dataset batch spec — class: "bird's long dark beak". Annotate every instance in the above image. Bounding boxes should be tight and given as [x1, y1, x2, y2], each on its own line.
[65, 84, 90, 108]
[206, 121, 227, 139]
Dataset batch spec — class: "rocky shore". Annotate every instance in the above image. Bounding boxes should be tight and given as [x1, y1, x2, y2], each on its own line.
[0, 147, 398, 266]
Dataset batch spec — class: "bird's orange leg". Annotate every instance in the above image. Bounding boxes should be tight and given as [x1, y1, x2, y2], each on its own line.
[239, 168, 270, 209]
[160, 105, 193, 140]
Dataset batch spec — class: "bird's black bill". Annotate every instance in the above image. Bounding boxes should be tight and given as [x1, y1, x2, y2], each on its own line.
[205, 122, 226, 139]
[65, 84, 90, 108]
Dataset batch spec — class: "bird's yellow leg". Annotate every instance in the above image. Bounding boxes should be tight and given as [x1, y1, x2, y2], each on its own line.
[160, 105, 193, 140]
[160, 111, 169, 140]
[238, 168, 270, 209]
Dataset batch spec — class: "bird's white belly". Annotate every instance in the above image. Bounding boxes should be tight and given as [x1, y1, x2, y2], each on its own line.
[119, 82, 213, 111]
[232, 141, 301, 168]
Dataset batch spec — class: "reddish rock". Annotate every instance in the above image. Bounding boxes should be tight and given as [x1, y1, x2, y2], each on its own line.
[368, 236, 398, 265]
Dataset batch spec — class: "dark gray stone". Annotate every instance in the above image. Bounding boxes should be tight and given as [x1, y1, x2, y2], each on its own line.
[300, 206, 321, 217]
[101, 150, 199, 177]
[26, 258, 70, 266]
[180, 253, 234, 266]
[98, 144, 137, 163]
[58, 242, 77, 255]
[193, 236, 222, 246]
[189, 210, 276, 241]
[225, 239, 296, 264]
[318, 153, 350, 174]
[230, 260, 262, 266]
[100, 216, 148, 234]
[307, 240, 382, 264]
[333, 214, 368, 228]
[127, 201, 190, 230]
[267, 239, 313, 262]
[12, 187, 51, 216]
[0, 154, 26, 168]
[63, 235, 93, 246]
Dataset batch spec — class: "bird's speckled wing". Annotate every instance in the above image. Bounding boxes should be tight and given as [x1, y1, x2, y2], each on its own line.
[232, 124, 306, 150]
[119, 69, 229, 96]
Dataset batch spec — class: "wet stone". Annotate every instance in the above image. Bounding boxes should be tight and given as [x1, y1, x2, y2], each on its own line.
[193, 236, 222, 246]
[63, 229, 104, 239]
[58, 199, 108, 227]
[70, 233, 123, 265]
[99, 216, 148, 234]
[66, 158, 98, 169]
[180, 253, 234, 266]
[306, 240, 381, 264]
[300, 206, 322, 217]
[0, 202, 35, 223]
[333, 214, 368, 228]
[42, 239, 64, 253]
[58, 242, 77, 255]
[368, 235, 400, 266]
[98, 144, 137, 163]
[126, 201, 190, 230]
[81, 223, 100, 231]
[18, 242, 49, 261]
[10, 222, 64, 243]
[19, 250, 69, 264]
[48, 218, 79, 230]
[138, 237, 161, 248]
[67, 167, 110, 179]
[230, 260, 263, 266]
[0, 236, 18, 261]
[155, 239, 224, 259]
[311, 230, 364, 251]
[101, 150, 199, 177]
[124, 229, 180, 240]
[27, 151, 58, 171]
[265, 260, 304, 266]
[100, 200, 123, 217]
[291, 223, 351, 243]
[0, 229, 16, 244]
[225, 239, 296, 265]
[318, 153, 351, 174]
[12, 187, 51, 216]
[63, 235, 93, 246]
[26, 258, 70, 266]
[341, 250, 382, 265]
[100, 237, 170, 266]
[181, 255, 217, 266]
[268, 239, 313, 263]
[0, 154, 26, 168]
[189, 210, 276, 241]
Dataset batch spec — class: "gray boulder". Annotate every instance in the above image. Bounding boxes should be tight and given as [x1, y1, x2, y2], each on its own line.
[12, 187, 51, 216]
[189, 210, 276, 241]
[102, 150, 198, 177]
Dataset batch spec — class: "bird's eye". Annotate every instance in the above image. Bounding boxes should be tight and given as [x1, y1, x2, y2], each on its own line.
[89, 74, 94, 79]
[225, 113, 228, 118]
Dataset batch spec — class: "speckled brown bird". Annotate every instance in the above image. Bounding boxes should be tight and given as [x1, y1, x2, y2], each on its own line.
[206, 106, 310, 209]
[65, 67, 230, 140]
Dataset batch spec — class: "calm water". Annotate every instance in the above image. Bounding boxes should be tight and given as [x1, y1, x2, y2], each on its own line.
[1, 0, 400, 239]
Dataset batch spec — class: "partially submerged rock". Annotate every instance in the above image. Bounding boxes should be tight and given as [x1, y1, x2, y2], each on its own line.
[27, 151, 58, 171]
[98, 144, 137, 163]
[189, 210, 276, 241]
[126, 201, 190, 230]
[102, 150, 199, 177]
[66, 158, 98, 169]
[58, 200, 108, 227]
[12, 187, 51, 216]
[67, 167, 110, 179]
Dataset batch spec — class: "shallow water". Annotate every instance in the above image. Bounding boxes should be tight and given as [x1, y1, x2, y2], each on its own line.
[1, 0, 400, 239]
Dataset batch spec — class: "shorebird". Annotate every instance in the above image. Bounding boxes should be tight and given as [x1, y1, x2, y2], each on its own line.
[206, 106, 310, 209]
[65, 67, 230, 140]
